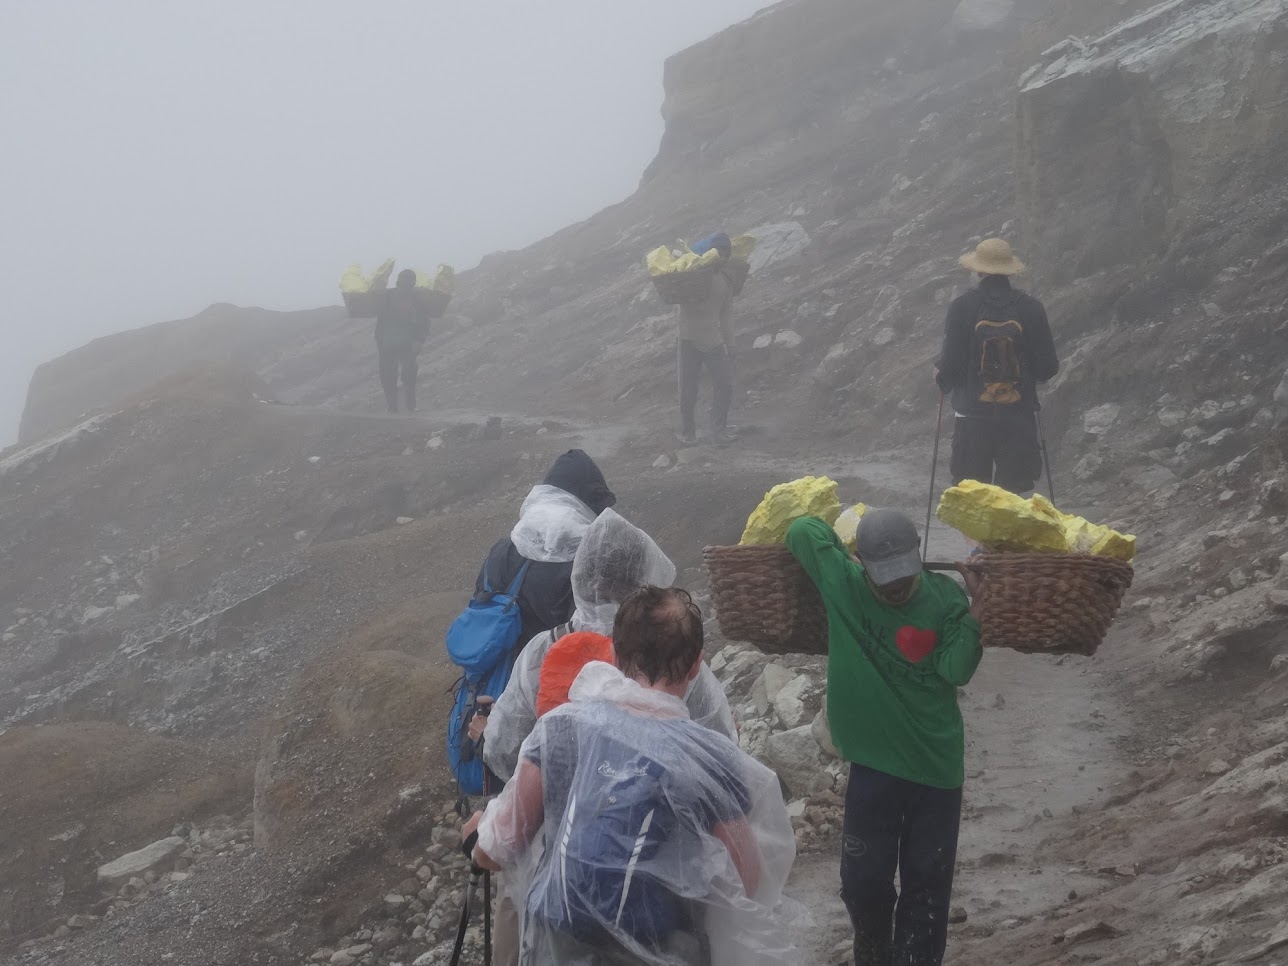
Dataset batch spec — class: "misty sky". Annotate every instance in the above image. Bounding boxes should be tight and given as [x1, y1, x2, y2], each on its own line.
[0, 0, 773, 445]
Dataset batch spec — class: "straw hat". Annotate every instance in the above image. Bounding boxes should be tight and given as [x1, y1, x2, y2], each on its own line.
[959, 238, 1026, 275]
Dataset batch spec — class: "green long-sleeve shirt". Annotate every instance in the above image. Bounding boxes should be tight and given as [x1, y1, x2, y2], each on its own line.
[786, 516, 983, 789]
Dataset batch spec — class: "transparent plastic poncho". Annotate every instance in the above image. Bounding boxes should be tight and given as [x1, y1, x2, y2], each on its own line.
[478, 662, 799, 966]
[483, 511, 734, 782]
[570, 509, 677, 634]
[483, 630, 736, 783]
[510, 485, 598, 563]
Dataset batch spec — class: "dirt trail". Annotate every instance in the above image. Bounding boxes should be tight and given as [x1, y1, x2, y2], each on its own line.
[416, 408, 1137, 961]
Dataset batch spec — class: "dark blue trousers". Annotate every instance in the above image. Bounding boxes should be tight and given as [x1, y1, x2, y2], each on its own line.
[841, 764, 962, 966]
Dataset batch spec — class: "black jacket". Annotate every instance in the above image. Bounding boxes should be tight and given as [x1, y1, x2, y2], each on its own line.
[473, 450, 616, 649]
[936, 275, 1058, 416]
[374, 289, 431, 350]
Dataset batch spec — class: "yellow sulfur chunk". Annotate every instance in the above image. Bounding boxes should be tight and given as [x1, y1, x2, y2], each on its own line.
[731, 234, 758, 261]
[645, 246, 724, 277]
[1062, 516, 1137, 562]
[646, 246, 675, 277]
[414, 264, 455, 294]
[936, 481, 1135, 561]
[368, 258, 395, 292]
[832, 503, 869, 552]
[339, 263, 368, 294]
[339, 258, 395, 294]
[740, 476, 842, 545]
[936, 483, 1068, 553]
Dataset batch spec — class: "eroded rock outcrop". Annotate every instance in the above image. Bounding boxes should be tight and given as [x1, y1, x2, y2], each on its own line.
[1018, 0, 1288, 280]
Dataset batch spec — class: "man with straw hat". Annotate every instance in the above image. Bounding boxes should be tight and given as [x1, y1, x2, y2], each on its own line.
[934, 238, 1059, 495]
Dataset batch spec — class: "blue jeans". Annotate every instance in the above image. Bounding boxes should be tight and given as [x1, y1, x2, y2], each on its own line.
[841, 764, 962, 966]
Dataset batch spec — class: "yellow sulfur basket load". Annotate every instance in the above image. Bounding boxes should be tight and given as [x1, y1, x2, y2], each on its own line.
[704, 475, 839, 654]
[935, 481, 1136, 656]
[935, 480, 1135, 561]
[413, 264, 455, 318]
[646, 233, 757, 304]
[739, 476, 842, 545]
[339, 260, 455, 319]
[415, 264, 455, 295]
[646, 246, 723, 277]
[832, 503, 869, 552]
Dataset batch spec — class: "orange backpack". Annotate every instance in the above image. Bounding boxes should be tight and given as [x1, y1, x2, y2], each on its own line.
[536, 630, 614, 718]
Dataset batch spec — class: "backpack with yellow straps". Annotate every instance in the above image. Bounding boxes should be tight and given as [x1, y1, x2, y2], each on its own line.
[970, 300, 1026, 405]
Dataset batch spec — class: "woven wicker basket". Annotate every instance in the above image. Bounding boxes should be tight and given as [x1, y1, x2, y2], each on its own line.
[724, 258, 751, 297]
[416, 289, 452, 319]
[342, 290, 381, 319]
[963, 552, 1133, 656]
[704, 545, 1133, 658]
[652, 265, 717, 306]
[704, 544, 828, 655]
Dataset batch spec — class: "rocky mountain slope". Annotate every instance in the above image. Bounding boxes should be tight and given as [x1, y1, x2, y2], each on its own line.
[5, 0, 1288, 963]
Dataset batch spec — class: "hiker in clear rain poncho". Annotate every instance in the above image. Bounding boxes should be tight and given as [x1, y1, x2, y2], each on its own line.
[481, 508, 735, 782]
[464, 587, 798, 966]
[476, 510, 736, 966]
[475, 449, 617, 651]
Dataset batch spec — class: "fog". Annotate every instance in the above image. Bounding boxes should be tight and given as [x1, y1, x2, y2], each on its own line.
[0, 0, 772, 445]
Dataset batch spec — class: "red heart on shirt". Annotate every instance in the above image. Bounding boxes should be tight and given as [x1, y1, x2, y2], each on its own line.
[895, 626, 938, 664]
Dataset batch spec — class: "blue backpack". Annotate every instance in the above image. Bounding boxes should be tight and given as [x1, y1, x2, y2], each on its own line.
[446, 561, 529, 796]
[536, 749, 681, 946]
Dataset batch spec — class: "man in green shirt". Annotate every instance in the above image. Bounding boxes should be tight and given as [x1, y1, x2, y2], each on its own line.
[786, 509, 984, 966]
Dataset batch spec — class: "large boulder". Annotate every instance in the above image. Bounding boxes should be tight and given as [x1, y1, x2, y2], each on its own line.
[1017, 0, 1288, 282]
[96, 837, 187, 887]
[763, 725, 834, 798]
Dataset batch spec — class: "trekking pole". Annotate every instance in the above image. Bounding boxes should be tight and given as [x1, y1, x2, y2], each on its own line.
[482, 866, 493, 966]
[1035, 409, 1056, 503]
[449, 831, 493, 966]
[449, 862, 480, 966]
[923, 393, 946, 560]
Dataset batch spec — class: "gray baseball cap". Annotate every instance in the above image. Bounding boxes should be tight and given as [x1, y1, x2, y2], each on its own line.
[856, 509, 923, 586]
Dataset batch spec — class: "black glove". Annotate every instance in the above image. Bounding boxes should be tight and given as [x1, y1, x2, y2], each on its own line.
[934, 368, 953, 394]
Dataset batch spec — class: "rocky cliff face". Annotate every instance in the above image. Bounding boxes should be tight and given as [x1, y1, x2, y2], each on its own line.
[1018, 0, 1288, 281]
[8, 0, 1288, 963]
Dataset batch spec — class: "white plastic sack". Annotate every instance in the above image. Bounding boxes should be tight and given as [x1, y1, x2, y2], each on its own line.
[478, 662, 799, 965]
[510, 485, 597, 564]
[570, 509, 677, 634]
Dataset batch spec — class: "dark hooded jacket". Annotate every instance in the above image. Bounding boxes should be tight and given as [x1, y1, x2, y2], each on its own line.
[374, 288, 431, 351]
[936, 275, 1059, 417]
[475, 450, 617, 648]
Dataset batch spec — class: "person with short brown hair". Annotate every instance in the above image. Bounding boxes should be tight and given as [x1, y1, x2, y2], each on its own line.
[464, 586, 797, 965]
[477, 517, 732, 966]
[610, 585, 706, 685]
